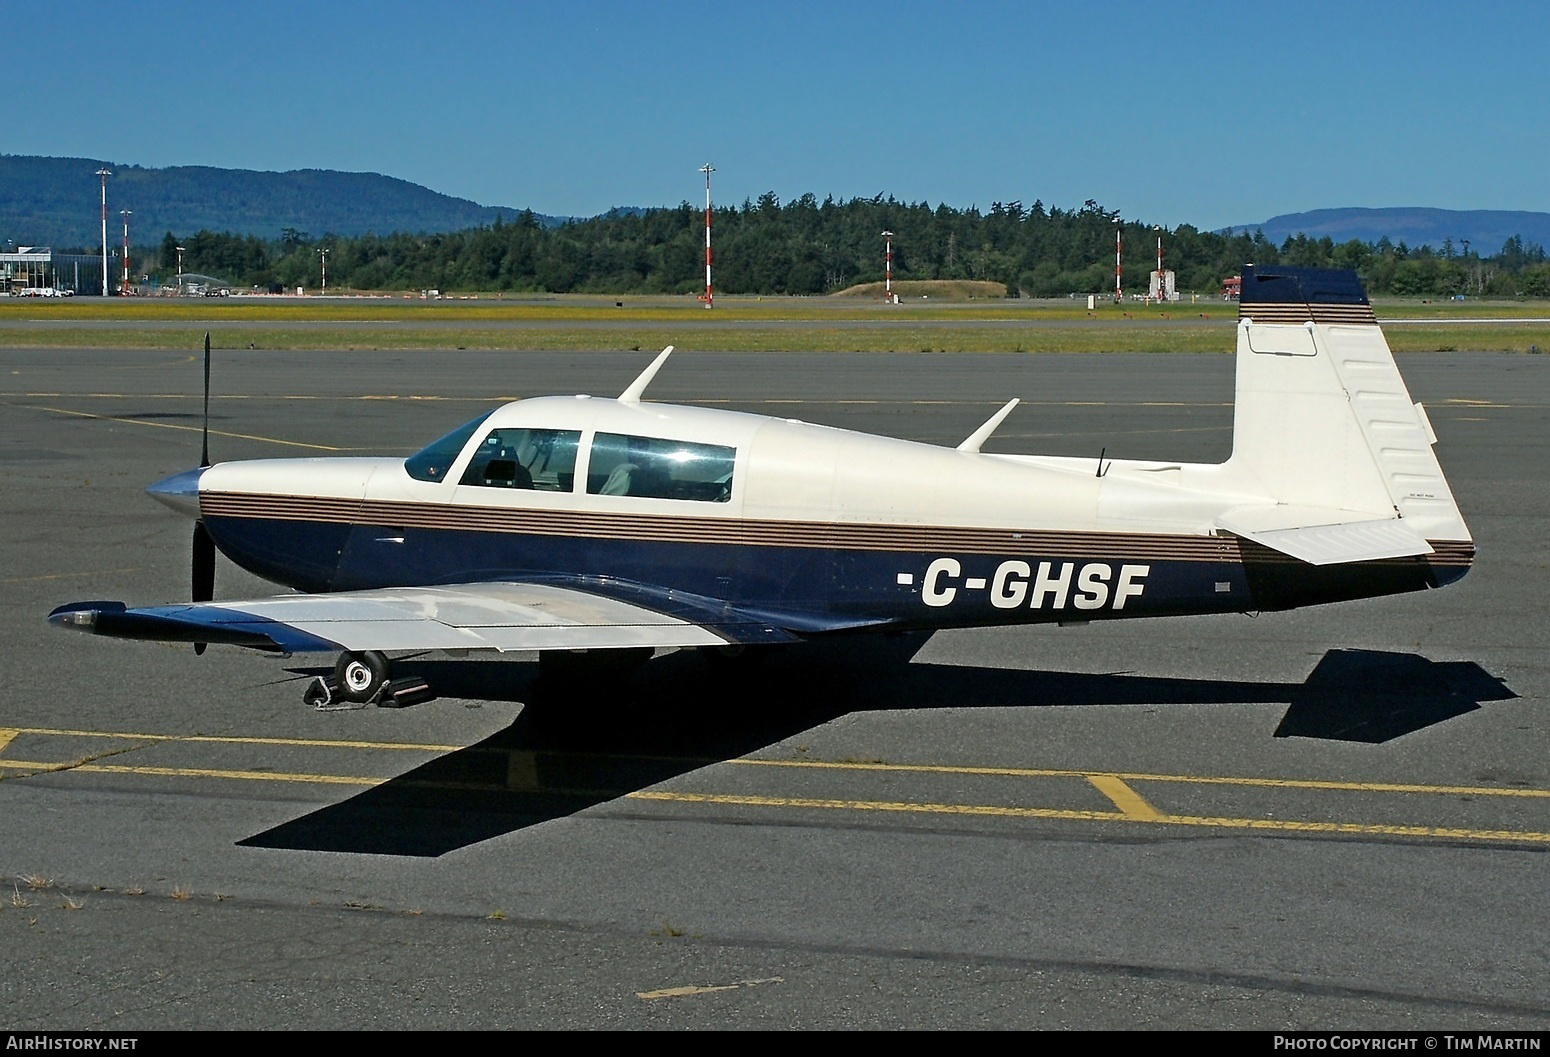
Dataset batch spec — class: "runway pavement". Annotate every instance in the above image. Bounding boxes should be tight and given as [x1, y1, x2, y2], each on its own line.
[0, 345, 1545, 1030]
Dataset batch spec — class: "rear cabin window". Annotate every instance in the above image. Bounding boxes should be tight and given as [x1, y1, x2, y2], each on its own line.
[404, 411, 495, 483]
[585, 433, 735, 503]
[459, 428, 581, 491]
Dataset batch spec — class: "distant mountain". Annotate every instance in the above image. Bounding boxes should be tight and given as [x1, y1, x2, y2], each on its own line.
[1222, 207, 1550, 253]
[0, 154, 567, 248]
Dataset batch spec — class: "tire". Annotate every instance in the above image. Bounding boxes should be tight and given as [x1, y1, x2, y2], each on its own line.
[334, 650, 390, 703]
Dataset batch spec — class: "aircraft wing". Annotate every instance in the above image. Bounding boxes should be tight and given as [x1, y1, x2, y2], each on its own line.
[1215, 505, 1434, 565]
[48, 581, 798, 655]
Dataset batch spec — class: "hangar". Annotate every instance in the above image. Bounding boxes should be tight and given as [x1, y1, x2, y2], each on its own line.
[1, 247, 107, 295]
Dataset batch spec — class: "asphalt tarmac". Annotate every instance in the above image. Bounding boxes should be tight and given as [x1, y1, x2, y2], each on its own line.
[0, 344, 1545, 1030]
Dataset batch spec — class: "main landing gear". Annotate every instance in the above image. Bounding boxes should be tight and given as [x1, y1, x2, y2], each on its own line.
[303, 650, 434, 710]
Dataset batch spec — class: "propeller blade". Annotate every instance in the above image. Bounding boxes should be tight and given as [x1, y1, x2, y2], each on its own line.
[194, 334, 215, 655]
[200, 332, 211, 468]
[193, 520, 215, 603]
[192, 520, 215, 655]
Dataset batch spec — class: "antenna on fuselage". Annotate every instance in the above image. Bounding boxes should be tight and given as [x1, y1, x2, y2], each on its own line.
[618, 345, 674, 405]
[957, 398, 1019, 453]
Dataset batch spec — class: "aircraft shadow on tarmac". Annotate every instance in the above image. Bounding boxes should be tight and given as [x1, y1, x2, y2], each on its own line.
[238, 640, 1516, 858]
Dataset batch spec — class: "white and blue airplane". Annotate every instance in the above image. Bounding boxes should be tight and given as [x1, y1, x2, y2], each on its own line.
[50, 266, 1473, 706]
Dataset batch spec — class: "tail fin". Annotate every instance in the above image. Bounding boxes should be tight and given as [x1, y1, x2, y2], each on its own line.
[1219, 266, 1470, 565]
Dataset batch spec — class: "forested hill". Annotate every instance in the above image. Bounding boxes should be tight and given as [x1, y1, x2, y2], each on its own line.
[154, 195, 1550, 299]
[0, 155, 562, 247]
[11, 152, 1549, 298]
[1224, 207, 1550, 254]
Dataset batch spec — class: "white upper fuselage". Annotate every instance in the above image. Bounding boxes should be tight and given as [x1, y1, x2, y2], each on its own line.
[196, 393, 1266, 538]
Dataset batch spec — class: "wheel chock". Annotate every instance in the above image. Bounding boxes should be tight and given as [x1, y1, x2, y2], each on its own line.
[378, 675, 434, 709]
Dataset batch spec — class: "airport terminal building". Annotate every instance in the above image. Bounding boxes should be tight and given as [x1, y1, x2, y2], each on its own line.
[1, 247, 106, 295]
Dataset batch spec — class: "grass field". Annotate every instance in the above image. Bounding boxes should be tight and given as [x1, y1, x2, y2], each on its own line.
[2, 293, 1548, 353]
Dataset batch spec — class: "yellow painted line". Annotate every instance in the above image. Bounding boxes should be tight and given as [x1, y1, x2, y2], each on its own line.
[18, 404, 344, 452]
[0, 759, 377, 785]
[506, 750, 541, 791]
[1114, 769, 1550, 799]
[628, 791, 1550, 844]
[0, 730, 17, 755]
[8, 730, 1546, 802]
[1145, 815, 1550, 843]
[6, 726, 462, 752]
[629, 789, 1122, 822]
[0, 759, 624, 798]
[2, 752, 1543, 845]
[731, 758, 1550, 800]
[1085, 774, 1162, 820]
[4, 728, 720, 771]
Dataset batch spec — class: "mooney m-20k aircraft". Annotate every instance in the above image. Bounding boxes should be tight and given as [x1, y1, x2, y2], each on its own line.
[50, 266, 1473, 706]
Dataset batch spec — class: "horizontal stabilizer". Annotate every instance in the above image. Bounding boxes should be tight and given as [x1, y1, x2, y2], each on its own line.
[1216, 506, 1433, 565]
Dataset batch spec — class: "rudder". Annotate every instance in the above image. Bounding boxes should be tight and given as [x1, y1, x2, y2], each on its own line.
[1226, 266, 1469, 547]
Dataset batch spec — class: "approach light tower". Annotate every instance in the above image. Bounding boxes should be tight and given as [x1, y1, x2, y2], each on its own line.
[176, 245, 185, 292]
[1114, 224, 1123, 304]
[699, 163, 715, 308]
[1148, 227, 1177, 303]
[96, 168, 112, 296]
[119, 210, 132, 296]
[882, 230, 895, 302]
[317, 246, 329, 295]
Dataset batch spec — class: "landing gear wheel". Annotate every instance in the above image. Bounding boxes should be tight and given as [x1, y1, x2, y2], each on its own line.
[334, 650, 390, 703]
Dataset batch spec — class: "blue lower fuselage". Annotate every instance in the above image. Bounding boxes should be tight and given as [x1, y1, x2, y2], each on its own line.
[203, 497, 1473, 637]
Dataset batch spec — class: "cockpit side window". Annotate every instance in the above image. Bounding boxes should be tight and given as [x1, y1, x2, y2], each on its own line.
[586, 432, 735, 502]
[404, 411, 495, 483]
[459, 428, 581, 491]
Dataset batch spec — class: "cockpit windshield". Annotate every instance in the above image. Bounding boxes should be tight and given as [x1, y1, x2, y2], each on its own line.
[403, 410, 495, 482]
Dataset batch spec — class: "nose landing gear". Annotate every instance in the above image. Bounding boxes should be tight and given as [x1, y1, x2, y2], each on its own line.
[303, 650, 434, 710]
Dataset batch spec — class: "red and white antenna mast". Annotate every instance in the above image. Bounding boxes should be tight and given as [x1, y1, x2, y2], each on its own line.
[882, 230, 894, 302]
[699, 163, 715, 308]
[119, 209, 132, 296]
[96, 168, 112, 296]
[1114, 225, 1122, 304]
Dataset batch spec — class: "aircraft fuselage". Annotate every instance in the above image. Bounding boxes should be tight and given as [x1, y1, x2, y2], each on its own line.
[188, 392, 1469, 638]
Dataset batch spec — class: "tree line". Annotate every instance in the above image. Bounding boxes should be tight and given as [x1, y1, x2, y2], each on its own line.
[105, 195, 1550, 298]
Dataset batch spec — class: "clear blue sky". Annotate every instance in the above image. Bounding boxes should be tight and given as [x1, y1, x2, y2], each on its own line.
[10, 1, 1546, 230]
